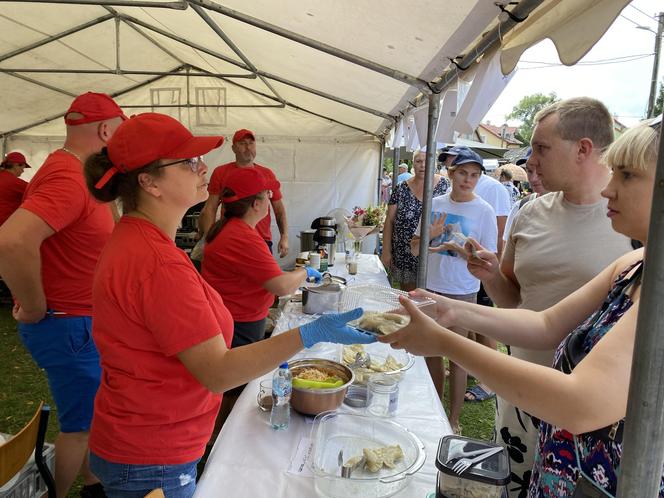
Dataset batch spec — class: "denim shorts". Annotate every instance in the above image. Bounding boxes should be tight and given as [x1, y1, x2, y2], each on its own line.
[18, 314, 100, 433]
[90, 453, 199, 498]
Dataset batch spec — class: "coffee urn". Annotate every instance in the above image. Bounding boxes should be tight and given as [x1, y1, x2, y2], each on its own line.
[311, 217, 337, 266]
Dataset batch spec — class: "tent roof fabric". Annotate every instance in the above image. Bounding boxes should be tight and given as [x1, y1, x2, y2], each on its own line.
[0, 0, 628, 142]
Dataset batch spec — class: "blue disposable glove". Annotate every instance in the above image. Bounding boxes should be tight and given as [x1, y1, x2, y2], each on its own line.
[299, 308, 376, 348]
[305, 266, 322, 283]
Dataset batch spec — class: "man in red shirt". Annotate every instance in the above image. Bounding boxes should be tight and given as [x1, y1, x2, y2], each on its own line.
[198, 128, 290, 257]
[0, 151, 30, 226]
[0, 92, 126, 498]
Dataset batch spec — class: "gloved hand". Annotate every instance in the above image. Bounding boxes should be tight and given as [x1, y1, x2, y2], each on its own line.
[305, 266, 322, 283]
[299, 308, 376, 348]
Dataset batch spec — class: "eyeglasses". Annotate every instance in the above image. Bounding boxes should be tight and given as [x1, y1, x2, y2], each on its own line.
[650, 114, 661, 130]
[156, 156, 202, 173]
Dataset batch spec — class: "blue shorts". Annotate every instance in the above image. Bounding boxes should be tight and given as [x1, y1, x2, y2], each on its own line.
[19, 315, 101, 433]
[90, 453, 198, 498]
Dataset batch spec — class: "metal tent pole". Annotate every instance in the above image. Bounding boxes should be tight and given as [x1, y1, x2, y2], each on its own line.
[377, 142, 384, 204]
[416, 93, 440, 288]
[616, 126, 664, 498]
[392, 144, 400, 193]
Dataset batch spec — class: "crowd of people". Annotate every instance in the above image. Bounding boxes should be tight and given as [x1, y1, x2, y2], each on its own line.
[0, 93, 375, 498]
[379, 97, 661, 497]
[0, 91, 661, 498]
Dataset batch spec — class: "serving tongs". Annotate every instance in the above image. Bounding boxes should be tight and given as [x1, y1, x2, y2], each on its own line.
[338, 449, 365, 478]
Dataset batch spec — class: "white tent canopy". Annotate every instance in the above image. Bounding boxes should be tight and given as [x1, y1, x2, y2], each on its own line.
[0, 0, 631, 261]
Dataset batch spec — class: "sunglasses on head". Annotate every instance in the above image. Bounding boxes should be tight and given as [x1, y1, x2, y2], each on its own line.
[156, 156, 201, 172]
[650, 114, 662, 130]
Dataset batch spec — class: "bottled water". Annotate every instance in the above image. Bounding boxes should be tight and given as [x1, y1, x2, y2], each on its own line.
[270, 363, 292, 430]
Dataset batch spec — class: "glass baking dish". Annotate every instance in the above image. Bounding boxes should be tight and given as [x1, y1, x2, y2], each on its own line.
[310, 412, 426, 498]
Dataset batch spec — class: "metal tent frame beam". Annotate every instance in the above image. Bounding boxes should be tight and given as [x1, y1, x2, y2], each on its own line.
[5, 72, 77, 97]
[191, 3, 286, 105]
[0, 14, 115, 63]
[119, 14, 393, 120]
[0, 67, 184, 138]
[189, 0, 430, 92]
[0, 68, 255, 77]
[186, 64, 379, 138]
[0, 0, 187, 9]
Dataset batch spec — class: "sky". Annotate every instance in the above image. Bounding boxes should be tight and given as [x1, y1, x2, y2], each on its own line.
[484, 0, 663, 127]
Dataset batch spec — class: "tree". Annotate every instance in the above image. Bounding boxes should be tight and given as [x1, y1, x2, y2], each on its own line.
[654, 82, 663, 117]
[506, 92, 559, 143]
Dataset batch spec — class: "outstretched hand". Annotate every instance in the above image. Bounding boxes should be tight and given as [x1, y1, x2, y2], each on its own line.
[465, 237, 500, 281]
[299, 308, 376, 348]
[378, 295, 449, 357]
[408, 289, 456, 327]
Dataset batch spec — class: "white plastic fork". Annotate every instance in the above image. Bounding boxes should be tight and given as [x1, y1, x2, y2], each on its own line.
[451, 446, 503, 475]
[445, 446, 501, 465]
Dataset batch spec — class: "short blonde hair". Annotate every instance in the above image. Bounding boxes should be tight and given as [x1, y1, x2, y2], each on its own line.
[535, 97, 614, 150]
[603, 120, 659, 172]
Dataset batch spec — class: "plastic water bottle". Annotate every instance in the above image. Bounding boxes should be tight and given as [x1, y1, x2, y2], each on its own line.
[270, 363, 292, 430]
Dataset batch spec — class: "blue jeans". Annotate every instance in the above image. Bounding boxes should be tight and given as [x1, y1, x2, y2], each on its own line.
[90, 453, 199, 498]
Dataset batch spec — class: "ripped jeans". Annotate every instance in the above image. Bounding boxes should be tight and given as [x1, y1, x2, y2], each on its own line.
[90, 452, 199, 498]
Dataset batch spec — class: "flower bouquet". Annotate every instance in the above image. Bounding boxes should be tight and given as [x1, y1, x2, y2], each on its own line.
[346, 205, 387, 252]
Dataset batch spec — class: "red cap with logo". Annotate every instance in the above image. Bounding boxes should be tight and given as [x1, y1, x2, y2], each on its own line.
[1, 151, 30, 168]
[65, 92, 127, 126]
[222, 167, 280, 203]
[232, 129, 255, 144]
[94, 113, 224, 189]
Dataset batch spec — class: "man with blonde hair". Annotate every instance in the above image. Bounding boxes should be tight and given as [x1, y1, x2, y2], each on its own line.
[467, 96, 632, 495]
[0, 92, 125, 498]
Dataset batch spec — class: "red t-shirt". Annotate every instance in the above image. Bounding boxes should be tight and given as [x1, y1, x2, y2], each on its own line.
[202, 217, 283, 322]
[0, 170, 28, 226]
[207, 162, 282, 241]
[20, 150, 114, 315]
[90, 217, 234, 465]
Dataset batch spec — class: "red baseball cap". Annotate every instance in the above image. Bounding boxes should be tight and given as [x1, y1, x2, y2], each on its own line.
[232, 129, 255, 144]
[94, 113, 224, 189]
[1, 151, 30, 168]
[222, 167, 280, 203]
[65, 92, 127, 126]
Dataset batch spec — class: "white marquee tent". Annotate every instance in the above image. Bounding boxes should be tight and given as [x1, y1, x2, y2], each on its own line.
[0, 0, 633, 259]
[2, 1, 664, 496]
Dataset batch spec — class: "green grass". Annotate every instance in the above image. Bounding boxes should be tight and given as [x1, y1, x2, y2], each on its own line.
[0, 304, 83, 497]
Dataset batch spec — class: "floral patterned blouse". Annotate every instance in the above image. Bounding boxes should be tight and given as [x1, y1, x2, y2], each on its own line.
[528, 260, 663, 498]
[387, 177, 449, 284]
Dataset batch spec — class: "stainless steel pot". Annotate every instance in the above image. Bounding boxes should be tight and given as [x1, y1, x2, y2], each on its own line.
[301, 281, 343, 314]
[289, 359, 354, 415]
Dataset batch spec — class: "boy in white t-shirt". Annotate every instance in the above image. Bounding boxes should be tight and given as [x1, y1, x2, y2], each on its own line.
[411, 148, 497, 433]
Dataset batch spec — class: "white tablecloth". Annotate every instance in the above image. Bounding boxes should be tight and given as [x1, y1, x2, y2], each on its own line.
[194, 254, 452, 498]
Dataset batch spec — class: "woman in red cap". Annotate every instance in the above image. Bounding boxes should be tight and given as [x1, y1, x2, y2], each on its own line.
[202, 167, 321, 348]
[83, 113, 373, 498]
[0, 151, 30, 226]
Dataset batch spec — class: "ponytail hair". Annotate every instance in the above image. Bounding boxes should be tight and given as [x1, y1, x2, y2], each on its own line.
[84, 148, 163, 212]
[206, 187, 263, 243]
